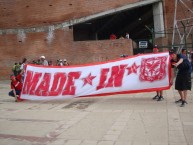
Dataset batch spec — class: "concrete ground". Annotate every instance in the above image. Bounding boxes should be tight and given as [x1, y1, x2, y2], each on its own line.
[0, 80, 193, 145]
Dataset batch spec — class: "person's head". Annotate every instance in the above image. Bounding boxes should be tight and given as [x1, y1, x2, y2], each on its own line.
[22, 58, 27, 63]
[63, 59, 67, 62]
[10, 75, 16, 81]
[32, 60, 36, 64]
[171, 53, 177, 61]
[48, 60, 53, 65]
[181, 48, 187, 55]
[169, 49, 177, 61]
[153, 46, 159, 53]
[40, 56, 45, 60]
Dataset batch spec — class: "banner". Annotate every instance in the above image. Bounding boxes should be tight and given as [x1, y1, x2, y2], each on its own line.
[21, 52, 171, 100]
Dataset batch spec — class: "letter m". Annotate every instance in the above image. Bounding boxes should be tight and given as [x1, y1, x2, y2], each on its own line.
[22, 71, 42, 95]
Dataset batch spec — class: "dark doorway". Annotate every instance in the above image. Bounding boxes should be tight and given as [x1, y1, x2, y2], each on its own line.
[73, 4, 154, 44]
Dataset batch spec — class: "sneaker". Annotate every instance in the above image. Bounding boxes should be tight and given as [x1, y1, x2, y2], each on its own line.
[152, 95, 159, 100]
[185, 101, 188, 104]
[175, 99, 182, 103]
[180, 101, 185, 107]
[157, 96, 164, 101]
[15, 95, 18, 102]
[15, 98, 18, 102]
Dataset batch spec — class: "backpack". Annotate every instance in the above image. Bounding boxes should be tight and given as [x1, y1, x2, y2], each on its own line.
[16, 64, 21, 71]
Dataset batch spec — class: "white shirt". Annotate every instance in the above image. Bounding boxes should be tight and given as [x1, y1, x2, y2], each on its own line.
[126, 34, 129, 39]
[43, 60, 48, 66]
[20, 63, 25, 70]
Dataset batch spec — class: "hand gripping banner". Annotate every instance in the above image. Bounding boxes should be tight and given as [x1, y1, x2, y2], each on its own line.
[21, 52, 171, 100]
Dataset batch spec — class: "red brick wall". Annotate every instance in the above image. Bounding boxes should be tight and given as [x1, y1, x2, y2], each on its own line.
[0, 0, 141, 28]
[0, 27, 132, 80]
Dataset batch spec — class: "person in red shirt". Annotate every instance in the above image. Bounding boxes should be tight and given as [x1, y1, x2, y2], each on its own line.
[153, 45, 159, 53]
[110, 34, 117, 40]
[8, 74, 23, 102]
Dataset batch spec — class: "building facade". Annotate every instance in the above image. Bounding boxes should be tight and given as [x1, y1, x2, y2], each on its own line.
[0, 0, 192, 79]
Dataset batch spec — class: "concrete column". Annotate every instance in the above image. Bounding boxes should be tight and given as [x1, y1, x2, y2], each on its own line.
[153, 2, 165, 38]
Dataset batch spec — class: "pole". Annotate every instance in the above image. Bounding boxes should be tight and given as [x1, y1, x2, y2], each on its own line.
[192, 34, 193, 51]
[180, 21, 187, 54]
[172, 0, 178, 49]
[145, 25, 154, 46]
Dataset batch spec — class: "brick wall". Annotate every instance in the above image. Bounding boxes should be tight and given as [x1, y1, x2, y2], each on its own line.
[0, 0, 141, 28]
[0, 27, 132, 80]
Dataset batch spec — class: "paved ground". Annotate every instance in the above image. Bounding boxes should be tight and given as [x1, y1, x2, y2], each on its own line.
[0, 79, 193, 145]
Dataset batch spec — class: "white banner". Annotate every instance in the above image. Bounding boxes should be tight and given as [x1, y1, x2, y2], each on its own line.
[21, 52, 171, 100]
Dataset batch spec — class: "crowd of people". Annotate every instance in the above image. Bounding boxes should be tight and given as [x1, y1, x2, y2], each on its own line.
[12, 56, 70, 75]
[110, 32, 130, 40]
[30, 56, 70, 66]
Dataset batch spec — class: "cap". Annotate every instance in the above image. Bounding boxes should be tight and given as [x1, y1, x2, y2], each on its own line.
[63, 59, 67, 62]
[169, 49, 175, 55]
[40, 56, 45, 59]
[59, 59, 62, 62]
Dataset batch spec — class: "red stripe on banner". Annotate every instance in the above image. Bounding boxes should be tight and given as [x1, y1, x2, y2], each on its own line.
[80, 85, 171, 98]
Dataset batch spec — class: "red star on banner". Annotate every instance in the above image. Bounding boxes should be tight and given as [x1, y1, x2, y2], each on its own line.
[126, 62, 139, 75]
[82, 73, 96, 86]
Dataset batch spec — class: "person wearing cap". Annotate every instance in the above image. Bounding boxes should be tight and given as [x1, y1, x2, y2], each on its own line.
[63, 59, 69, 66]
[170, 50, 192, 107]
[40, 55, 48, 66]
[58, 59, 64, 66]
[181, 48, 187, 56]
[8, 74, 23, 102]
[152, 45, 164, 101]
[110, 33, 117, 40]
[153, 45, 158, 53]
[125, 32, 130, 39]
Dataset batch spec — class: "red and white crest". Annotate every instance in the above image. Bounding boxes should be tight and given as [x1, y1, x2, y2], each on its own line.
[140, 56, 167, 82]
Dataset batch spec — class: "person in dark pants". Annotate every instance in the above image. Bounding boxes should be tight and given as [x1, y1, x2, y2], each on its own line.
[170, 50, 192, 107]
[152, 45, 164, 101]
[8, 74, 23, 102]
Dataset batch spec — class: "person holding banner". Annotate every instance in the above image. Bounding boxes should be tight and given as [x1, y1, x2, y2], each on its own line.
[152, 45, 164, 101]
[8, 73, 23, 102]
[170, 50, 192, 107]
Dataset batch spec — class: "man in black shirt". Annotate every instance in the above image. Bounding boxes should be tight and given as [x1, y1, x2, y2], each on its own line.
[170, 50, 192, 107]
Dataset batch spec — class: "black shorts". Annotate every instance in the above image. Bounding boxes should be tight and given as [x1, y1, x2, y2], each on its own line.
[175, 73, 192, 91]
